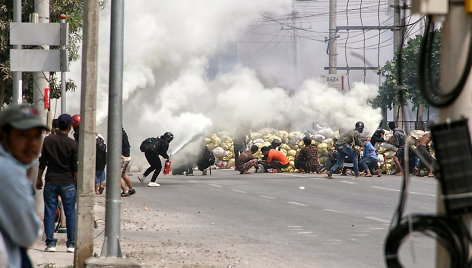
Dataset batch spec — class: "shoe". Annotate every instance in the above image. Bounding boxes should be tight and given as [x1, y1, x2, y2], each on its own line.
[137, 175, 145, 183]
[99, 187, 104, 194]
[45, 246, 56, 252]
[67, 247, 75, 253]
[326, 173, 333, 179]
[128, 188, 136, 196]
[121, 192, 129, 197]
[147, 182, 160, 187]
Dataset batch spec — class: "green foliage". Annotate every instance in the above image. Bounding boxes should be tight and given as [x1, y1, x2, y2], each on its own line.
[0, 0, 84, 104]
[374, 30, 441, 109]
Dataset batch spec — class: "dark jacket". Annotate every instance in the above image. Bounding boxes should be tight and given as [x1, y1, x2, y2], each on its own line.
[38, 132, 78, 185]
[122, 128, 130, 157]
[96, 135, 107, 171]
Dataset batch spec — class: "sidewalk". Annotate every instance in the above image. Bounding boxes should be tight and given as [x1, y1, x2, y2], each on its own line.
[29, 199, 107, 268]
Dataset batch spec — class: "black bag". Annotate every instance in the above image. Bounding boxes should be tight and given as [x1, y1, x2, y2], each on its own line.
[96, 136, 107, 170]
[140, 137, 160, 152]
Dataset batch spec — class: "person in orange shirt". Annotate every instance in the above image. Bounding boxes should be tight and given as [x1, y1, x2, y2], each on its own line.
[260, 146, 289, 173]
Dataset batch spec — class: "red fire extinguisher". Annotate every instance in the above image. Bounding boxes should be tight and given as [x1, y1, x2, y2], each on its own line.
[44, 88, 50, 109]
[163, 158, 171, 175]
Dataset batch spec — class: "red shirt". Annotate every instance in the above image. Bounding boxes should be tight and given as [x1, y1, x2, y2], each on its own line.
[267, 149, 289, 165]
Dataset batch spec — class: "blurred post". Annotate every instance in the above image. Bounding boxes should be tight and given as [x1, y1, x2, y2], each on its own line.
[74, 0, 100, 267]
[436, 6, 472, 268]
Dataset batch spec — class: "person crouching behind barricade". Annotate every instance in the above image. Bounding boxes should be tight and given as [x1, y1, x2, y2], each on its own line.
[295, 136, 321, 174]
[235, 145, 259, 174]
[259, 146, 289, 173]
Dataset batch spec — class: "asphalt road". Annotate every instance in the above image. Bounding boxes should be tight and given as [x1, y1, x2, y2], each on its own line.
[126, 169, 438, 268]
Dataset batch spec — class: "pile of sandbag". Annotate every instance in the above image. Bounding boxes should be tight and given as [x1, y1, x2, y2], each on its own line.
[203, 126, 340, 172]
[202, 127, 432, 174]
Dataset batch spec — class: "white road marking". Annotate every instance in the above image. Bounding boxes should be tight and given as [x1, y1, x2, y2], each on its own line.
[208, 184, 222, 188]
[297, 231, 313, 234]
[288, 226, 303, 228]
[323, 209, 346, 214]
[187, 180, 198, 183]
[366, 227, 387, 230]
[232, 189, 247, 194]
[288, 201, 308, 207]
[352, 233, 369, 237]
[365, 216, 390, 223]
[371, 186, 435, 197]
[340, 180, 356, 184]
[260, 195, 275, 200]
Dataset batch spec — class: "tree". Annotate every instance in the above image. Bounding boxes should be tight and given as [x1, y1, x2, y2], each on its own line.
[0, 0, 83, 105]
[373, 30, 441, 112]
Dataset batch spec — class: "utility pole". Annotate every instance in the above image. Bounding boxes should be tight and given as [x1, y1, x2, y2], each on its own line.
[12, 0, 22, 104]
[74, 0, 100, 267]
[33, 0, 49, 123]
[437, 6, 472, 268]
[85, 1, 139, 267]
[328, 0, 337, 74]
[60, 14, 67, 114]
[291, 0, 299, 79]
[393, 0, 404, 126]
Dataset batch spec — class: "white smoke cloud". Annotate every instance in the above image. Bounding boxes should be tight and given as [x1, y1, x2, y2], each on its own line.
[67, 0, 382, 169]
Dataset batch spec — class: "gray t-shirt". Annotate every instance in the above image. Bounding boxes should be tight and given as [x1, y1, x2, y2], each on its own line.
[0, 145, 41, 268]
[336, 129, 363, 147]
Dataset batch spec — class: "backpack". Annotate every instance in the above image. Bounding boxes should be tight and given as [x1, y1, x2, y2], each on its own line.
[96, 135, 107, 169]
[140, 137, 160, 152]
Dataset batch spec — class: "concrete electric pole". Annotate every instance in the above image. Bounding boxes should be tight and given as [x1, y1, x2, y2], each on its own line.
[33, 0, 49, 123]
[328, 0, 337, 74]
[74, 0, 100, 267]
[85, 1, 139, 267]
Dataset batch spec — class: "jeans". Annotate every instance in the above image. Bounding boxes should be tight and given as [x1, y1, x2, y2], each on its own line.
[328, 144, 359, 176]
[360, 158, 378, 173]
[43, 183, 77, 247]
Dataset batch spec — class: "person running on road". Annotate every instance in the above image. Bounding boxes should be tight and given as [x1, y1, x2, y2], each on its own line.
[326, 122, 364, 179]
[138, 132, 173, 187]
[120, 127, 136, 196]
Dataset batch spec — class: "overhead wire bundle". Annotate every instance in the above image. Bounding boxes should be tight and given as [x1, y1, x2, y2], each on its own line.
[418, 15, 472, 108]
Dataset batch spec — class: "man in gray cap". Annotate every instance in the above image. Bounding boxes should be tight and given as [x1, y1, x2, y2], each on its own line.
[36, 113, 78, 253]
[0, 104, 47, 268]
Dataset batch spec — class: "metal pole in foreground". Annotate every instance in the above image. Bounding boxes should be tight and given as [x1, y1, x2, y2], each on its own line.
[102, 0, 124, 257]
[12, 0, 22, 104]
[74, 0, 99, 267]
[85, 2, 139, 268]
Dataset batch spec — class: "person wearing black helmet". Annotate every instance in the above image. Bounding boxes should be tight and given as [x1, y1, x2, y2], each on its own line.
[326, 122, 364, 179]
[138, 132, 173, 187]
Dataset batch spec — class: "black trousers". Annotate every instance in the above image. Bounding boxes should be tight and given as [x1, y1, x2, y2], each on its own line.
[143, 151, 162, 182]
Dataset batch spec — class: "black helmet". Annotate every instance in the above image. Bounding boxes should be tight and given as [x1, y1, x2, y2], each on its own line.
[271, 139, 281, 149]
[355, 121, 364, 133]
[161, 132, 174, 142]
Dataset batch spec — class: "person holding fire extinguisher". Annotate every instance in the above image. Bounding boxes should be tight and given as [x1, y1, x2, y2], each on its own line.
[138, 132, 173, 187]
